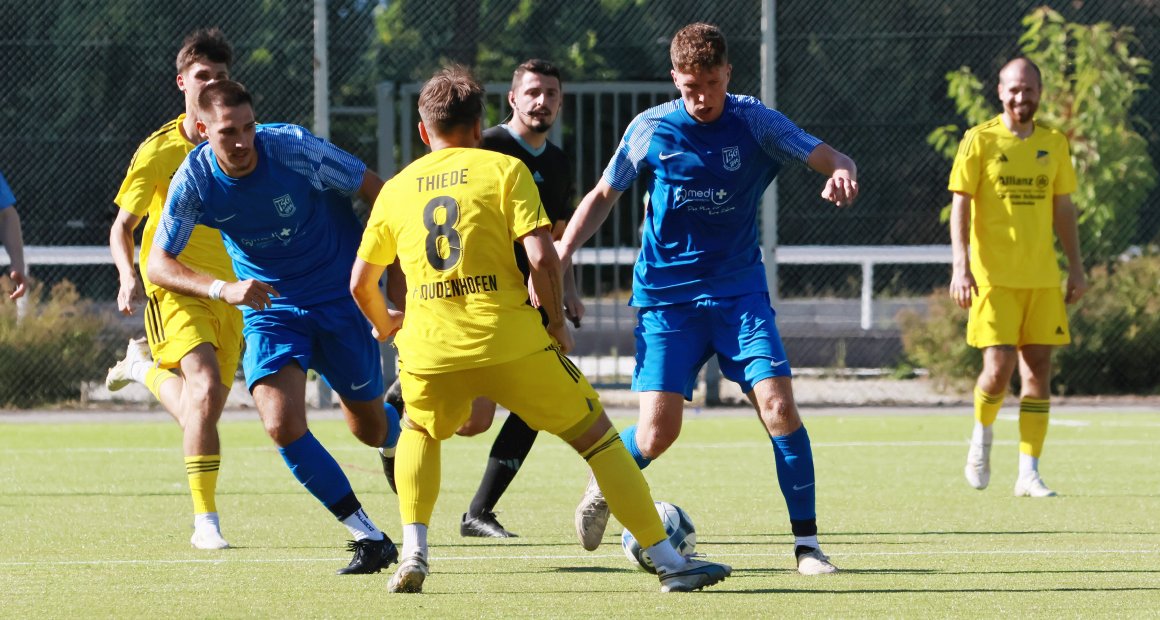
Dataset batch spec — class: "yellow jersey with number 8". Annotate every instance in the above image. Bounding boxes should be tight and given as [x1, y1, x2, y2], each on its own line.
[358, 147, 552, 373]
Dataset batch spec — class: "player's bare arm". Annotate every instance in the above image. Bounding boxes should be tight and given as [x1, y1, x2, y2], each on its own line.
[357, 170, 385, 205]
[523, 225, 573, 353]
[385, 259, 407, 312]
[146, 243, 278, 311]
[553, 219, 585, 326]
[806, 143, 859, 207]
[0, 206, 26, 300]
[1053, 193, 1087, 304]
[351, 257, 403, 341]
[556, 179, 623, 269]
[109, 209, 145, 315]
[948, 191, 977, 308]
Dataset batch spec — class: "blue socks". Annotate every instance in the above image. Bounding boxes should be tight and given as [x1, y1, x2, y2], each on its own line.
[383, 401, 402, 450]
[278, 430, 359, 520]
[619, 425, 652, 470]
[770, 426, 817, 522]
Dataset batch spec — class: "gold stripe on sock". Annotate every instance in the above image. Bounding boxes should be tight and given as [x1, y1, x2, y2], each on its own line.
[185, 455, 220, 515]
[974, 386, 1005, 426]
[144, 367, 178, 401]
[1018, 399, 1050, 458]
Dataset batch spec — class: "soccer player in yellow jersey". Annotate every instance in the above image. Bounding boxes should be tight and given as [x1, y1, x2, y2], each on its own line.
[107, 29, 242, 549]
[948, 58, 1087, 498]
[351, 65, 731, 594]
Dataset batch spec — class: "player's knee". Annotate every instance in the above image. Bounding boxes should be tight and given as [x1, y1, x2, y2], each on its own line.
[758, 397, 800, 435]
[455, 419, 490, 437]
[636, 425, 677, 459]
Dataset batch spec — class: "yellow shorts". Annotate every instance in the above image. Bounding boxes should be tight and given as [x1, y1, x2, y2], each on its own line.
[144, 289, 244, 388]
[399, 346, 603, 442]
[967, 286, 1070, 348]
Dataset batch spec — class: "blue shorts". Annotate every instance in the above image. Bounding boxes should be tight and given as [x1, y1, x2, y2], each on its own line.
[241, 296, 384, 401]
[632, 292, 791, 400]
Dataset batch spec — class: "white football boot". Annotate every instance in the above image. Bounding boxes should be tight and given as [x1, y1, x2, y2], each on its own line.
[964, 439, 991, 490]
[1014, 472, 1057, 497]
[105, 337, 151, 391]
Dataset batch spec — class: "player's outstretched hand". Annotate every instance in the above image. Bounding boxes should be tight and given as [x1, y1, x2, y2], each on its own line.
[821, 175, 859, 207]
[222, 279, 279, 311]
[949, 268, 977, 309]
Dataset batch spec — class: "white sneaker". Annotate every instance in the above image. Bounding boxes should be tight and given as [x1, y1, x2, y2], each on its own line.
[105, 337, 151, 391]
[574, 474, 609, 551]
[387, 553, 429, 593]
[796, 547, 838, 575]
[964, 440, 991, 490]
[1014, 473, 1057, 497]
[190, 528, 230, 550]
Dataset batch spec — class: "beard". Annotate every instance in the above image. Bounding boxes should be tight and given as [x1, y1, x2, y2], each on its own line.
[1007, 100, 1038, 124]
[525, 116, 553, 133]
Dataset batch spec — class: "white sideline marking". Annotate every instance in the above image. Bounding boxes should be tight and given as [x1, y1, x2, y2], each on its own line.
[4, 438, 1157, 455]
[1, 548, 1156, 568]
[997, 413, 1090, 427]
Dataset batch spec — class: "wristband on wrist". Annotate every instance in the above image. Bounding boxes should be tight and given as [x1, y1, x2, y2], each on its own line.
[208, 279, 227, 301]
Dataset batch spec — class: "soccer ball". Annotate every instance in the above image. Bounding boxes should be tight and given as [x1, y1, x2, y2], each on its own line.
[621, 501, 696, 574]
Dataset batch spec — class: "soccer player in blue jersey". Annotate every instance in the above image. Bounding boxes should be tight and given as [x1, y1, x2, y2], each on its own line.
[147, 80, 402, 575]
[0, 169, 26, 300]
[557, 22, 859, 575]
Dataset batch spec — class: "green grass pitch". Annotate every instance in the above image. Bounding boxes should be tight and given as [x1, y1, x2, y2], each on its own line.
[2, 408, 1157, 616]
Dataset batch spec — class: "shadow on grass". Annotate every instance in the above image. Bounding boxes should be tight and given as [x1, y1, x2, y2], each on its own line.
[739, 586, 1160, 595]
[707, 530, 1159, 540]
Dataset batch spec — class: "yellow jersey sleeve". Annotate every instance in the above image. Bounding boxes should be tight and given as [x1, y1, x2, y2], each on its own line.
[1053, 133, 1077, 195]
[947, 126, 981, 196]
[506, 160, 551, 239]
[114, 119, 181, 217]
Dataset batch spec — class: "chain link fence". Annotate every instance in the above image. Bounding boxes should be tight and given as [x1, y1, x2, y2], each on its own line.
[1, 0, 1157, 406]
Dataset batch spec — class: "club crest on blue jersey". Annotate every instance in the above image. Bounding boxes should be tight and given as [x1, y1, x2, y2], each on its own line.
[274, 194, 296, 217]
[722, 146, 741, 171]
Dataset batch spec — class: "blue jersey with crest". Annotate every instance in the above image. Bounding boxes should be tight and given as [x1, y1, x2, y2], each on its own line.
[603, 94, 821, 307]
[156, 124, 365, 307]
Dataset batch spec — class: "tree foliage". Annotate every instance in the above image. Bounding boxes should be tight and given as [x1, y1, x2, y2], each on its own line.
[927, 7, 1155, 267]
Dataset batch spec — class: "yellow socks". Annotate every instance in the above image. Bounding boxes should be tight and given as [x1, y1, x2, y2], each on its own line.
[145, 367, 178, 402]
[974, 386, 1004, 426]
[1018, 397, 1050, 458]
[581, 429, 667, 548]
[184, 455, 221, 514]
[396, 427, 441, 525]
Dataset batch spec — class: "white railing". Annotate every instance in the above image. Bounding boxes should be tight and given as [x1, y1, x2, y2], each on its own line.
[575, 245, 953, 330]
[1, 245, 117, 266]
[4, 244, 954, 331]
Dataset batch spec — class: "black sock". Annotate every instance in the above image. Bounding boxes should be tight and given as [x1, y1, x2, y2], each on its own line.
[468, 413, 538, 516]
[791, 518, 818, 556]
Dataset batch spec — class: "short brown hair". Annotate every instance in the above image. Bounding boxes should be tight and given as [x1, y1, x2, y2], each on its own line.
[176, 28, 233, 74]
[198, 80, 252, 113]
[418, 65, 485, 134]
[670, 23, 728, 72]
[511, 59, 562, 92]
